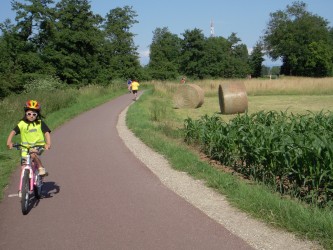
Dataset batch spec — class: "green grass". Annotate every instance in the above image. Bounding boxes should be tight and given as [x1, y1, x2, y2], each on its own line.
[126, 89, 333, 249]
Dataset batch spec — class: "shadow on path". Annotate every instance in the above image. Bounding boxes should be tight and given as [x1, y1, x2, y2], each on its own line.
[42, 181, 60, 199]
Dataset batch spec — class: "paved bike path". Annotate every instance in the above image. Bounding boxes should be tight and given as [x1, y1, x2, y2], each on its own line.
[0, 94, 253, 249]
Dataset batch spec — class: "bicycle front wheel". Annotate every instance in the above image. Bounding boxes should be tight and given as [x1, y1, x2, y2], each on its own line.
[21, 170, 30, 215]
[34, 174, 43, 199]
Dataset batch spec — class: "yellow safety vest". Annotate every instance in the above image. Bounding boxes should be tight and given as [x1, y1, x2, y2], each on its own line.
[18, 120, 45, 156]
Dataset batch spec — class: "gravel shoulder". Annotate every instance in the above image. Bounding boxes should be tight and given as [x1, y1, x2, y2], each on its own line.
[117, 105, 322, 250]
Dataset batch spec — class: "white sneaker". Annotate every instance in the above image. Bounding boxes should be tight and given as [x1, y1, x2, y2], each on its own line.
[18, 191, 22, 198]
[38, 167, 46, 176]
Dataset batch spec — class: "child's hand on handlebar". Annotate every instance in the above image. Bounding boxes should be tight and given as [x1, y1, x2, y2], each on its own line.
[7, 142, 13, 149]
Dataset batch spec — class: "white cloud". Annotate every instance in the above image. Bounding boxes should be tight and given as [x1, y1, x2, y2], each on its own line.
[139, 49, 150, 65]
[140, 49, 150, 57]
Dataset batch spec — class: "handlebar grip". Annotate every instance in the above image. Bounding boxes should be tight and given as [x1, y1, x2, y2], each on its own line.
[12, 143, 21, 150]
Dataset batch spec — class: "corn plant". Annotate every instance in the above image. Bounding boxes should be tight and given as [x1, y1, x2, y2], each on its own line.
[183, 111, 333, 207]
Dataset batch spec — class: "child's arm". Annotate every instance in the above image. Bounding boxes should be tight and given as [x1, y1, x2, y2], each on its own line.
[6, 130, 16, 149]
[44, 132, 51, 150]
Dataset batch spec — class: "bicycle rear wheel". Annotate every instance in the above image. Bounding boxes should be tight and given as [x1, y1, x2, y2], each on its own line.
[21, 170, 30, 215]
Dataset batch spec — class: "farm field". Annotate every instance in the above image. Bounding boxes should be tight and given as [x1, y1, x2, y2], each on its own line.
[165, 77, 333, 120]
[174, 95, 333, 122]
[127, 77, 333, 249]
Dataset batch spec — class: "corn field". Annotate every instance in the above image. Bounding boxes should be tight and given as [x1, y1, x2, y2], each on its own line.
[184, 111, 333, 207]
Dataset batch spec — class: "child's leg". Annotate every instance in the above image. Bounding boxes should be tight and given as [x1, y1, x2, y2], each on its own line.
[31, 153, 46, 175]
[31, 153, 43, 167]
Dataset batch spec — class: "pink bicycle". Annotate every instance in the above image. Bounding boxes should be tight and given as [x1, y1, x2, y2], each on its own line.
[13, 143, 45, 215]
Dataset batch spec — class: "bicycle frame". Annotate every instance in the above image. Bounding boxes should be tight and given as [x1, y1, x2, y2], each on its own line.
[18, 153, 39, 194]
[13, 144, 44, 213]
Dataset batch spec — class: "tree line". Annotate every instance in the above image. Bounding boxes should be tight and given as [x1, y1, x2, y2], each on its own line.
[0, 0, 332, 98]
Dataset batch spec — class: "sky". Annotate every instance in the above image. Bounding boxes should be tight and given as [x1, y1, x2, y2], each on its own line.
[1, 0, 333, 66]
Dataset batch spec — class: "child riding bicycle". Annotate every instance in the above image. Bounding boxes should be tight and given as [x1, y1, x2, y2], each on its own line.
[6, 100, 51, 176]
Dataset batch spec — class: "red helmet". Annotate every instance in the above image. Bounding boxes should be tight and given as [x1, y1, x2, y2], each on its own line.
[24, 100, 41, 112]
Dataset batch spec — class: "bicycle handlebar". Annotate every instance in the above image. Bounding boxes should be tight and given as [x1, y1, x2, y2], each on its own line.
[12, 143, 45, 154]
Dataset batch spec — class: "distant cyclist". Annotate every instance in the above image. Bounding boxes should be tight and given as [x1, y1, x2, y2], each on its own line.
[127, 79, 132, 93]
[6, 100, 51, 176]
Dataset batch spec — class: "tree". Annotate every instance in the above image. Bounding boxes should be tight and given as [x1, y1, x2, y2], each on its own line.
[0, 0, 145, 97]
[0, 17, 47, 95]
[148, 27, 181, 80]
[44, 0, 104, 84]
[11, 0, 56, 49]
[271, 66, 281, 76]
[200, 36, 230, 78]
[180, 28, 206, 79]
[0, 20, 24, 96]
[102, 6, 141, 81]
[177, 29, 251, 79]
[221, 33, 251, 78]
[0, 0, 56, 92]
[263, 1, 333, 77]
[261, 65, 270, 76]
[249, 42, 265, 77]
[230, 43, 251, 78]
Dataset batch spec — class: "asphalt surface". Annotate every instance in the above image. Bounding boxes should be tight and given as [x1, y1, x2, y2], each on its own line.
[0, 93, 253, 250]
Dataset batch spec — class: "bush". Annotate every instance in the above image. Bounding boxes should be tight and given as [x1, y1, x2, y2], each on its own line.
[23, 76, 66, 93]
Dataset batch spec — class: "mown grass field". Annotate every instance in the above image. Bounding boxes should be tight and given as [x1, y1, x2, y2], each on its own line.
[153, 77, 333, 121]
[174, 94, 333, 121]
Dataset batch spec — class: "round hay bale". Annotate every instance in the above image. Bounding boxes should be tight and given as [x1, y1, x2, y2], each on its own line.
[218, 82, 248, 114]
[173, 84, 204, 109]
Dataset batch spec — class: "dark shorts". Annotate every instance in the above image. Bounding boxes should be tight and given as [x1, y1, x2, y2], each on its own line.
[132, 90, 138, 94]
